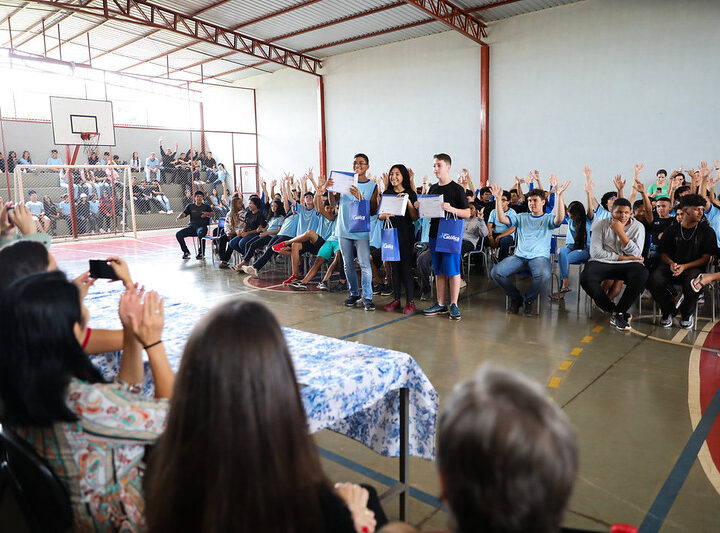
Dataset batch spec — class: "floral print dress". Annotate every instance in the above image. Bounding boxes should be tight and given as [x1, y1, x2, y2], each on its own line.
[17, 378, 168, 532]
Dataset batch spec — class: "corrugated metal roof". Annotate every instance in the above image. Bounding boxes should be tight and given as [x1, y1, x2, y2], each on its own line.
[0, 0, 586, 85]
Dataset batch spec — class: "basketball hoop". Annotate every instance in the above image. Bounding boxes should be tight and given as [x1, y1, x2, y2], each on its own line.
[80, 132, 100, 159]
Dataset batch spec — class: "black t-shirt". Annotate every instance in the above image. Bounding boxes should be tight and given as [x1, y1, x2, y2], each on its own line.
[203, 157, 216, 169]
[650, 216, 674, 241]
[384, 188, 418, 246]
[658, 222, 717, 264]
[511, 201, 529, 213]
[244, 209, 267, 232]
[183, 202, 213, 226]
[316, 483, 356, 533]
[428, 181, 470, 239]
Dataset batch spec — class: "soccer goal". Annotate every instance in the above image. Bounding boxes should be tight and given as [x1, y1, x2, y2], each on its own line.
[13, 163, 135, 241]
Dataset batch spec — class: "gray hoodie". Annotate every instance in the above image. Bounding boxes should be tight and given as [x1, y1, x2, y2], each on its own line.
[589, 217, 645, 263]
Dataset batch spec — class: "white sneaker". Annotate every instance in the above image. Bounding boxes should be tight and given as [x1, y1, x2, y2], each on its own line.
[245, 265, 258, 277]
[158, 210, 166, 214]
[167, 210, 174, 214]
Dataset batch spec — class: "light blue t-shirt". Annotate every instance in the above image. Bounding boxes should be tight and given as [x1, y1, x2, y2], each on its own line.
[47, 156, 63, 166]
[336, 179, 377, 241]
[706, 206, 720, 247]
[593, 206, 611, 222]
[317, 215, 336, 241]
[266, 216, 283, 233]
[515, 213, 560, 259]
[278, 213, 299, 238]
[564, 217, 593, 250]
[488, 207, 518, 234]
[26, 201, 43, 216]
[145, 157, 160, 169]
[89, 200, 100, 214]
[295, 204, 319, 235]
[415, 218, 431, 244]
[58, 200, 71, 215]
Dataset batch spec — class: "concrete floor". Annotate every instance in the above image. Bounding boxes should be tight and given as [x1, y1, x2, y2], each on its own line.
[53, 232, 720, 532]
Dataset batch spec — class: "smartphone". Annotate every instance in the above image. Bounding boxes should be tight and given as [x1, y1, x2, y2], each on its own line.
[89, 259, 119, 280]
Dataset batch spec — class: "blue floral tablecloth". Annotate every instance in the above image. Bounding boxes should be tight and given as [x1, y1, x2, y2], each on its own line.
[83, 282, 438, 460]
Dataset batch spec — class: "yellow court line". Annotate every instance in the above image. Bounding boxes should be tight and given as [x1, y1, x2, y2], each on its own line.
[581, 336, 593, 343]
[558, 360, 573, 370]
[548, 377, 562, 388]
[570, 347, 583, 356]
[592, 326, 605, 332]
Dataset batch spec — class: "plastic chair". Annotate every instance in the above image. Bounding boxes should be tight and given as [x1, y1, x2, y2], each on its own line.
[0, 423, 73, 532]
[202, 217, 225, 265]
[462, 236, 488, 278]
[504, 270, 542, 314]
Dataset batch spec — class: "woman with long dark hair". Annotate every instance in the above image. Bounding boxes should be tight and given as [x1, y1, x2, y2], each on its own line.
[378, 164, 418, 314]
[551, 200, 591, 300]
[0, 271, 174, 531]
[146, 301, 381, 533]
[232, 198, 285, 272]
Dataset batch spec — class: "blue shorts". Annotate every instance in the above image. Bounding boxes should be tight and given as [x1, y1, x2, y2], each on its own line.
[429, 238, 461, 277]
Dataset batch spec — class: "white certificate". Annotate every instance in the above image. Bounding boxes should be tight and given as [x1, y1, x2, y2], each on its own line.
[328, 170, 358, 196]
[417, 194, 444, 218]
[379, 194, 408, 217]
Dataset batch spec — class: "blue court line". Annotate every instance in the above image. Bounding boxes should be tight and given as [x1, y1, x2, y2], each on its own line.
[639, 382, 720, 532]
[339, 286, 497, 340]
[318, 446, 443, 509]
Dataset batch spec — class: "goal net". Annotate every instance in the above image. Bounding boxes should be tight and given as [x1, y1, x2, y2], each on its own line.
[12, 163, 134, 241]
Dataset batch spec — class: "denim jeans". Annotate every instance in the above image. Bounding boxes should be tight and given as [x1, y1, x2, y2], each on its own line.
[176, 224, 208, 254]
[230, 234, 260, 257]
[491, 255, 552, 304]
[339, 237, 372, 299]
[493, 233, 515, 261]
[152, 195, 171, 211]
[557, 246, 590, 281]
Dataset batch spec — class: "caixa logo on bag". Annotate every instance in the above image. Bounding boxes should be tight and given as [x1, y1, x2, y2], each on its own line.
[440, 232, 460, 242]
[352, 215, 366, 220]
[382, 243, 394, 249]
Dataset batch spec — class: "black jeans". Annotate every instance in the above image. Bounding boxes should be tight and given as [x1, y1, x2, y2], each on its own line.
[648, 263, 703, 318]
[252, 235, 291, 271]
[580, 260, 648, 314]
[176, 224, 208, 254]
[390, 241, 416, 303]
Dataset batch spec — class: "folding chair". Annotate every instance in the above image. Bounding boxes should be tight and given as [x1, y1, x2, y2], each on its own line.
[462, 236, 488, 279]
[202, 217, 225, 265]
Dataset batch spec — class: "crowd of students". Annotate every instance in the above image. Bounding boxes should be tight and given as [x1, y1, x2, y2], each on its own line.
[179, 153, 720, 329]
[0, 203, 579, 531]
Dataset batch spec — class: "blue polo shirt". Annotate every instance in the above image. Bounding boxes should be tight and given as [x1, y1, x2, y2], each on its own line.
[488, 207, 518, 234]
[515, 213, 560, 259]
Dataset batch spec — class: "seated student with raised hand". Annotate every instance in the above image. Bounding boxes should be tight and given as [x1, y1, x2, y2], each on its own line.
[487, 190, 517, 261]
[0, 272, 174, 532]
[382, 363, 578, 533]
[584, 165, 618, 223]
[490, 176, 569, 315]
[550, 200, 592, 301]
[648, 194, 717, 330]
[145, 300, 384, 533]
[579, 198, 647, 331]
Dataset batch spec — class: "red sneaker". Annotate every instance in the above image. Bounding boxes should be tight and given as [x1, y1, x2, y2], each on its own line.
[283, 274, 298, 285]
[402, 302, 416, 315]
[384, 300, 401, 312]
[272, 241, 288, 252]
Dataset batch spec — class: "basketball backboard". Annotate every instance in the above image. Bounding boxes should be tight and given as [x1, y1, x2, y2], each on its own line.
[49, 96, 116, 146]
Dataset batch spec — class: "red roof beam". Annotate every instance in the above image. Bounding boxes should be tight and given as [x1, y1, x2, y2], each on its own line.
[402, 0, 486, 44]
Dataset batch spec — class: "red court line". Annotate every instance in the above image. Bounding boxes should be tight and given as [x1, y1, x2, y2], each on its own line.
[51, 235, 178, 261]
[700, 322, 720, 474]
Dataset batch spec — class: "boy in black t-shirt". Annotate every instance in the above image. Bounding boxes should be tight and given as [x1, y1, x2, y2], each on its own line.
[175, 191, 215, 260]
[648, 194, 717, 329]
[418, 153, 470, 321]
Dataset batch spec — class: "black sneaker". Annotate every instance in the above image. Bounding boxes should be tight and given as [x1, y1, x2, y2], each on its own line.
[182, 252, 191, 259]
[364, 299, 376, 311]
[372, 284, 382, 295]
[380, 284, 393, 296]
[523, 300, 535, 316]
[196, 252, 204, 260]
[659, 314, 673, 328]
[344, 295, 362, 307]
[614, 312, 631, 331]
[679, 315, 694, 329]
[317, 281, 329, 291]
[289, 280, 307, 290]
[508, 298, 522, 314]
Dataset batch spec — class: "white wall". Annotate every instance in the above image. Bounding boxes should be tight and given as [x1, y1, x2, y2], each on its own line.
[242, 31, 482, 184]
[488, 0, 720, 199]
[241, 0, 720, 200]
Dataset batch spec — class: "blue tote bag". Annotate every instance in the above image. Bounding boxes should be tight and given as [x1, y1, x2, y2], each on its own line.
[348, 199, 371, 233]
[381, 219, 401, 261]
[436, 215, 464, 254]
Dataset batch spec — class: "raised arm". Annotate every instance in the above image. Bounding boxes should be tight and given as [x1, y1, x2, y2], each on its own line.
[634, 177, 653, 224]
[613, 174, 626, 199]
[489, 183, 510, 226]
[584, 166, 599, 215]
[552, 176, 569, 227]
